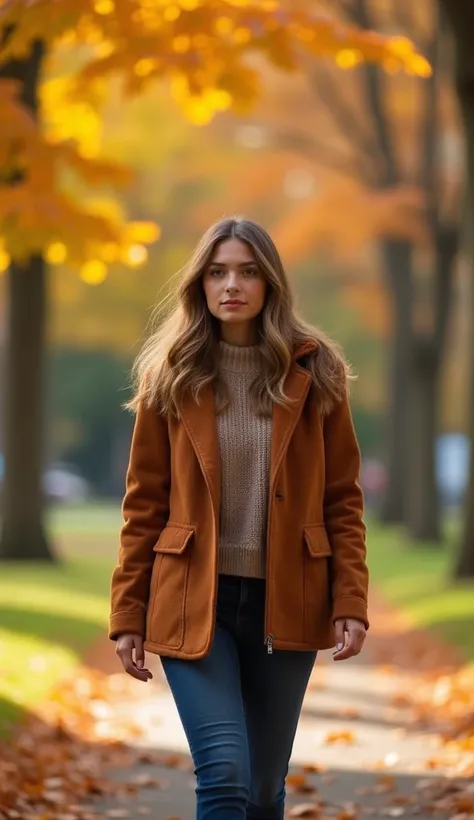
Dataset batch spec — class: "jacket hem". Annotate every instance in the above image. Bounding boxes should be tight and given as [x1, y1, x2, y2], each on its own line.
[143, 638, 213, 659]
[271, 637, 335, 652]
[143, 635, 335, 658]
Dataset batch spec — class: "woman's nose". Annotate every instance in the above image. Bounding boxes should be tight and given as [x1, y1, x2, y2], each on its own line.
[225, 273, 240, 290]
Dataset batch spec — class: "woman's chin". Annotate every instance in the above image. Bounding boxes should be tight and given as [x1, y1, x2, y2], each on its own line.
[219, 312, 250, 324]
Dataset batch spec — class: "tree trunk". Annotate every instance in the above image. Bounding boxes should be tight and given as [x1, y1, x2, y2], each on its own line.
[0, 256, 54, 560]
[438, 0, 474, 577]
[0, 35, 56, 561]
[405, 228, 457, 543]
[453, 51, 474, 577]
[406, 344, 442, 542]
[378, 238, 414, 524]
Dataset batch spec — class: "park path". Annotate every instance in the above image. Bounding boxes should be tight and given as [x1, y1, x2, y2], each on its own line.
[80, 592, 471, 820]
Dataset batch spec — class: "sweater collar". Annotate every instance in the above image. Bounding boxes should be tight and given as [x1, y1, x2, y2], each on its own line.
[217, 337, 319, 372]
[218, 340, 261, 374]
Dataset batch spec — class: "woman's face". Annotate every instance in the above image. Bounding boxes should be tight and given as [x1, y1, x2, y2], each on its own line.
[202, 238, 267, 341]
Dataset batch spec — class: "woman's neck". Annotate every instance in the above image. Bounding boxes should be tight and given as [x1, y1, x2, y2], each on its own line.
[219, 322, 258, 347]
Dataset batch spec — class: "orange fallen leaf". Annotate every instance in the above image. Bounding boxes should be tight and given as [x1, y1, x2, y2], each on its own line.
[302, 763, 327, 774]
[371, 753, 400, 770]
[455, 797, 474, 812]
[390, 694, 412, 708]
[324, 730, 356, 745]
[355, 774, 397, 795]
[287, 774, 316, 793]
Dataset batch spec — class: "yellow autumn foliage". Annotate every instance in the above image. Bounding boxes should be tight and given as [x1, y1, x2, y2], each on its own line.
[0, 0, 431, 277]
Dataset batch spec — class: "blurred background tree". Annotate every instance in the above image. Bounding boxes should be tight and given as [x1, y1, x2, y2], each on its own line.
[438, 0, 474, 578]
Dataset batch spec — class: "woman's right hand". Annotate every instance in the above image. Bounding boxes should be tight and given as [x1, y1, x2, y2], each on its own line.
[115, 633, 153, 682]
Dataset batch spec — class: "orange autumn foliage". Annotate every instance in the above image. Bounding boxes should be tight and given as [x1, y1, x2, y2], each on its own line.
[0, 1, 431, 275]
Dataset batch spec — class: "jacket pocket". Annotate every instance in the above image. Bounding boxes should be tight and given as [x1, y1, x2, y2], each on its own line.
[302, 524, 333, 642]
[146, 523, 195, 649]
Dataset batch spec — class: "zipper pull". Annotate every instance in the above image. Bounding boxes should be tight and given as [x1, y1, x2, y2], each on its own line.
[266, 634, 274, 655]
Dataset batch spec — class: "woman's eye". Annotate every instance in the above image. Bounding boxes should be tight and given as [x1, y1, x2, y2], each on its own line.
[244, 268, 258, 276]
[210, 269, 223, 276]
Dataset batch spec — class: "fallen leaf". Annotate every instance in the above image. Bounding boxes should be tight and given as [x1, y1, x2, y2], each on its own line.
[287, 774, 316, 793]
[302, 763, 327, 774]
[324, 731, 356, 745]
[131, 773, 161, 788]
[289, 803, 321, 818]
[161, 754, 184, 768]
[355, 775, 397, 795]
[455, 796, 474, 812]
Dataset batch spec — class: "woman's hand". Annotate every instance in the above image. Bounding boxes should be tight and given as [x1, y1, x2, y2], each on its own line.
[116, 633, 154, 682]
[332, 618, 366, 661]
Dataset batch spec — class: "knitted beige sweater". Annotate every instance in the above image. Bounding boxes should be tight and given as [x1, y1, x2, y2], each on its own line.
[216, 340, 273, 578]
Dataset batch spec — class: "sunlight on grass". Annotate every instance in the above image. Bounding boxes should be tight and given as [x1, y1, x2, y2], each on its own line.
[0, 632, 78, 726]
[0, 504, 120, 736]
[367, 517, 474, 660]
[47, 500, 122, 536]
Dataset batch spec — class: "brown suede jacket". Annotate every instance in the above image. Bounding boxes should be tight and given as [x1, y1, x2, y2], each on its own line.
[109, 339, 369, 659]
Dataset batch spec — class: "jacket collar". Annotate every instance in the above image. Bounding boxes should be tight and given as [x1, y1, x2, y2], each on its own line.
[292, 337, 319, 363]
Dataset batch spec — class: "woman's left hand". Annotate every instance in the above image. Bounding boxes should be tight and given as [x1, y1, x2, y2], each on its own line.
[332, 618, 366, 661]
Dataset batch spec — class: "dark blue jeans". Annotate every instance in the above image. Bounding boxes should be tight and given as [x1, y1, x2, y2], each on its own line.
[161, 574, 317, 820]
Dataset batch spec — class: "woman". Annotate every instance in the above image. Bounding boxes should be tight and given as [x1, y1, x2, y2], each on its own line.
[109, 216, 369, 820]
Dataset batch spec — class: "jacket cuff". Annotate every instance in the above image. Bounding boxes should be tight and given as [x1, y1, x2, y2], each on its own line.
[109, 610, 146, 641]
[332, 597, 369, 630]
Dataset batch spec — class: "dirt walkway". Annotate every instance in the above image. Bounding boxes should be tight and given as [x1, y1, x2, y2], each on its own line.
[81, 592, 469, 820]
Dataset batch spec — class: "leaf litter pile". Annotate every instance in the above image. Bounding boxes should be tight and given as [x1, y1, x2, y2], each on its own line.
[0, 659, 473, 820]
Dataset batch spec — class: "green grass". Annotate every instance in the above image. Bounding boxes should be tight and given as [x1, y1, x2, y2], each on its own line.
[0, 502, 122, 737]
[366, 516, 474, 662]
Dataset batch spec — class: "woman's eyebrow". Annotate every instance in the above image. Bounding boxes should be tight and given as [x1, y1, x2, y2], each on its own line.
[209, 261, 257, 267]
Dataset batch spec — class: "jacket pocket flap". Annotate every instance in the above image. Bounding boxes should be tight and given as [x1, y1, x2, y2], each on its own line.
[153, 523, 195, 555]
[303, 524, 332, 558]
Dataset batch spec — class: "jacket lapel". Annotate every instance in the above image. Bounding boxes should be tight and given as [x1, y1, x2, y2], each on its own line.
[179, 382, 221, 515]
[269, 338, 319, 490]
[269, 364, 312, 493]
[178, 338, 318, 510]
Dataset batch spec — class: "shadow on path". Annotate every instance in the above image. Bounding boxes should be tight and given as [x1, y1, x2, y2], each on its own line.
[90, 742, 465, 820]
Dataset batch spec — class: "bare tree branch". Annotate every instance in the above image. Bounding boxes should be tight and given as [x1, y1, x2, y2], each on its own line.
[352, 0, 400, 186]
[271, 126, 364, 179]
[305, 61, 382, 186]
[418, 6, 459, 357]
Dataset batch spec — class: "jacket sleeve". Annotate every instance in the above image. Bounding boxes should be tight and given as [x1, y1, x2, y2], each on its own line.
[323, 391, 369, 630]
[109, 397, 171, 641]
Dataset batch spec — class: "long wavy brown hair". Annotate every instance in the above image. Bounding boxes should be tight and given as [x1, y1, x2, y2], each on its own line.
[125, 216, 354, 418]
